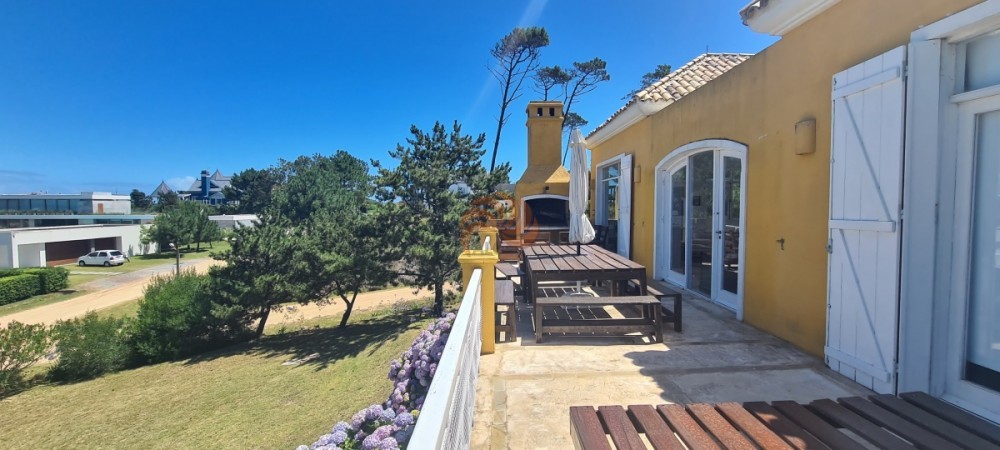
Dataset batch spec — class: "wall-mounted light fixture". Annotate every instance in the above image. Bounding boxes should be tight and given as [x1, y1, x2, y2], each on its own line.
[795, 119, 817, 155]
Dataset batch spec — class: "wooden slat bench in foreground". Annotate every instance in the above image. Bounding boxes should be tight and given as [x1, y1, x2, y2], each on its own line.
[535, 295, 662, 344]
[570, 392, 1000, 450]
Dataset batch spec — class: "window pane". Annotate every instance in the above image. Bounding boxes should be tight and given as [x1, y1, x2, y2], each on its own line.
[722, 156, 741, 295]
[670, 167, 686, 275]
[966, 32, 1000, 92]
[966, 108, 1000, 391]
[690, 152, 714, 296]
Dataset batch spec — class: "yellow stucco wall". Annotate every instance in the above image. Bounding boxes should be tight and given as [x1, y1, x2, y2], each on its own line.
[588, 0, 982, 356]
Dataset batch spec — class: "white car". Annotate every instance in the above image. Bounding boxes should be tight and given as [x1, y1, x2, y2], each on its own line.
[78, 250, 126, 267]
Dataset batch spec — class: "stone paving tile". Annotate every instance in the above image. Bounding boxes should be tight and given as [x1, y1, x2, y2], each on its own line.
[499, 340, 815, 376]
[472, 293, 874, 450]
[504, 374, 687, 450]
[668, 367, 872, 404]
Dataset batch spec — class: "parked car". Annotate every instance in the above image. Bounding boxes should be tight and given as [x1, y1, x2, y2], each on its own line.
[78, 250, 126, 267]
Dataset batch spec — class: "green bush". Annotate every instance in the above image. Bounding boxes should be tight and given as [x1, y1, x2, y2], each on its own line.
[0, 269, 19, 279]
[23, 267, 69, 293]
[0, 321, 50, 396]
[131, 269, 248, 364]
[0, 274, 41, 305]
[49, 312, 133, 382]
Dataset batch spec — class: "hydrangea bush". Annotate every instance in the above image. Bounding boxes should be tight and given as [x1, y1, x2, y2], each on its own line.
[299, 313, 455, 450]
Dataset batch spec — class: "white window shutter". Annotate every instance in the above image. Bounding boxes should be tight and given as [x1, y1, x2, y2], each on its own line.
[826, 45, 907, 394]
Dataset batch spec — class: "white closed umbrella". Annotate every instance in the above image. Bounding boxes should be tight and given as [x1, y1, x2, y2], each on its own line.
[568, 128, 596, 297]
[568, 127, 596, 251]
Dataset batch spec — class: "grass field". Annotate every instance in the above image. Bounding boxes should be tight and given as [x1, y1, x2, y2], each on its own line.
[0, 300, 435, 449]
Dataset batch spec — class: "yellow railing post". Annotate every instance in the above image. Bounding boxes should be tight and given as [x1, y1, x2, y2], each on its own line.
[458, 248, 498, 355]
[478, 226, 499, 251]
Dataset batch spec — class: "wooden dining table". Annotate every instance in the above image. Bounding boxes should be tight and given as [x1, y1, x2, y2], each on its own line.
[520, 244, 648, 303]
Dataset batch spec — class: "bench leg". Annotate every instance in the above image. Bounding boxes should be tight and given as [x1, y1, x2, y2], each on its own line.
[654, 303, 663, 343]
[674, 295, 682, 333]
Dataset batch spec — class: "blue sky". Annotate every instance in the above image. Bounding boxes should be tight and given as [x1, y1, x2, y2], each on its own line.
[0, 0, 776, 194]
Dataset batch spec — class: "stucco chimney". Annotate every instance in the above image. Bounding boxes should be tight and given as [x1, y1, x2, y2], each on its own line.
[526, 101, 564, 166]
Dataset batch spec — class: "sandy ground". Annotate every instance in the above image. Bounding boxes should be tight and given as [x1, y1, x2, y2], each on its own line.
[1, 257, 446, 328]
[266, 286, 440, 328]
[0, 259, 221, 327]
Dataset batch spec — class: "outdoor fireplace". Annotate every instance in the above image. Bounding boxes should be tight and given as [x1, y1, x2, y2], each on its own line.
[513, 101, 572, 244]
[521, 195, 569, 229]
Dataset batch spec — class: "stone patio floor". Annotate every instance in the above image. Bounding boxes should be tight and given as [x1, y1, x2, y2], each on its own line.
[470, 281, 872, 449]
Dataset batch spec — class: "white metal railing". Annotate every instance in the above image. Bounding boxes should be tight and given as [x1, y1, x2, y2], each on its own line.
[408, 268, 483, 449]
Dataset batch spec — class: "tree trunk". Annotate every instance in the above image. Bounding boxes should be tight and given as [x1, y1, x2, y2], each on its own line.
[255, 307, 270, 337]
[489, 73, 515, 173]
[434, 282, 444, 316]
[196, 240, 201, 251]
[339, 293, 357, 328]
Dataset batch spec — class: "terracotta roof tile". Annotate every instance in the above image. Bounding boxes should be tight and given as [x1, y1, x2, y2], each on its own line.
[589, 53, 752, 138]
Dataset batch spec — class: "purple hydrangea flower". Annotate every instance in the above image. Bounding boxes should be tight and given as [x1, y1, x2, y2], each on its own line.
[393, 412, 414, 428]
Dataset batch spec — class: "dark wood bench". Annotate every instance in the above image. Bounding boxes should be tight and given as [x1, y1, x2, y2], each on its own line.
[495, 279, 516, 342]
[627, 280, 682, 333]
[534, 295, 662, 343]
[570, 392, 1000, 450]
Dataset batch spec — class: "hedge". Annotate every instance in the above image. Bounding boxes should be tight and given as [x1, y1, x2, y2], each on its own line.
[22, 267, 69, 293]
[0, 269, 19, 279]
[0, 274, 41, 306]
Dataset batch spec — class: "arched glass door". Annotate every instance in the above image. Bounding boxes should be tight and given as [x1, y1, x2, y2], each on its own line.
[657, 143, 745, 314]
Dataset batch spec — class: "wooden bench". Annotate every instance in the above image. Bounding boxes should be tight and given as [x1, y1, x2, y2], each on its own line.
[626, 280, 682, 333]
[495, 279, 516, 342]
[570, 392, 1000, 450]
[534, 295, 662, 343]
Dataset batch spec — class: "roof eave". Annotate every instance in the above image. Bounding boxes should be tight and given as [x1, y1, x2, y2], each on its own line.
[740, 0, 841, 36]
[586, 100, 666, 148]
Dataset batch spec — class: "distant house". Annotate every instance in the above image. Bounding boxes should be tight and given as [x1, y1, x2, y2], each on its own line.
[152, 170, 233, 206]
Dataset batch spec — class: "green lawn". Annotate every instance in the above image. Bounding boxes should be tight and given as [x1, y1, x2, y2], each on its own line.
[0, 303, 434, 449]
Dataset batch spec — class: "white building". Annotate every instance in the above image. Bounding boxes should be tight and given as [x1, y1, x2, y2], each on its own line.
[0, 224, 155, 268]
[0, 192, 132, 215]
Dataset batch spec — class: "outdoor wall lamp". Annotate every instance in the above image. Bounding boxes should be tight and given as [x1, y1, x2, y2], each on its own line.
[795, 119, 816, 155]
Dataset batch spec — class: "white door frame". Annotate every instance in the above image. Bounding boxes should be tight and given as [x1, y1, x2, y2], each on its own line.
[595, 153, 632, 258]
[654, 139, 748, 319]
[900, 0, 1000, 419]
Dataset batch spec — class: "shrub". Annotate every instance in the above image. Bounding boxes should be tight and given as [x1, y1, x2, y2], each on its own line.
[0, 269, 19, 279]
[48, 312, 133, 382]
[23, 267, 69, 293]
[0, 321, 49, 395]
[131, 269, 248, 363]
[386, 313, 454, 413]
[0, 274, 41, 306]
[302, 313, 456, 449]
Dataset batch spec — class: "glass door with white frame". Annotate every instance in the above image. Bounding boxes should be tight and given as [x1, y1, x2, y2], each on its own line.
[715, 154, 743, 310]
[657, 146, 745, 313]
[598, 162, 620, 252]
[947, 93, 1000, 419]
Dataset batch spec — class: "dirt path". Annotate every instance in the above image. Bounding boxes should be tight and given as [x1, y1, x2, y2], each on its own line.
[266, 286, 442, 328]
[0, 259, 221, 327]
